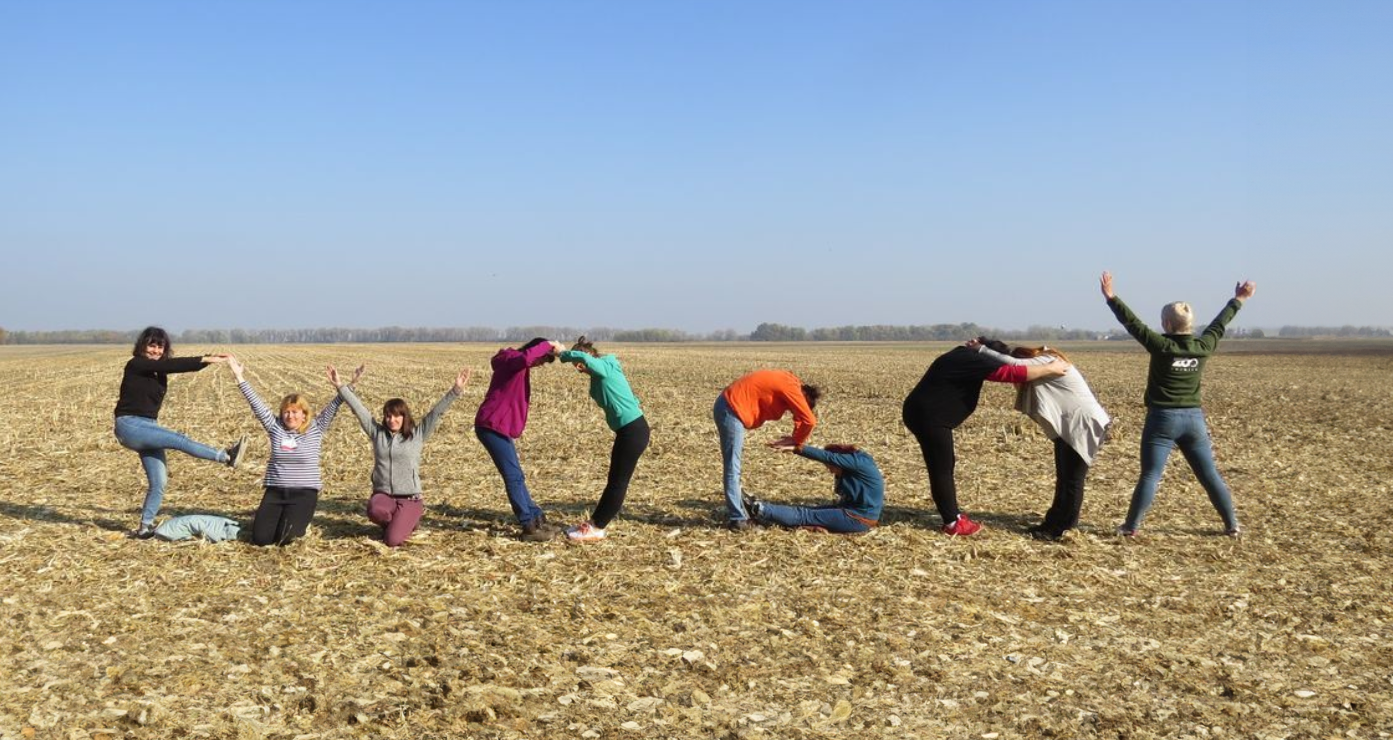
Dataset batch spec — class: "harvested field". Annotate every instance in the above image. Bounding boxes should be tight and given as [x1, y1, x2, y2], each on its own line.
[1, 341, 1391, 739]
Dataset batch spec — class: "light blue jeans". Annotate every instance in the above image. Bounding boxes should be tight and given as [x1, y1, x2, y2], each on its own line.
[1123, 407, 1238, 532]
[114, 415, 228, 526]
[757, 503, 872, 534]
[713, 395, 749, 521]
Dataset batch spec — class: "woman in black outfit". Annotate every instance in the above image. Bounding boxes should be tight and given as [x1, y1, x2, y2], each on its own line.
[113, 326, 245, 538]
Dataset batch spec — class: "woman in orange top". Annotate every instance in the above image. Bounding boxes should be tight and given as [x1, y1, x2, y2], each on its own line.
[713, 369, 821, 530]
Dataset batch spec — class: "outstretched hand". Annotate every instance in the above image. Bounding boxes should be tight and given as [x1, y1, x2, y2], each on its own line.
[453, 367, 472, 393]
[227, 356, 245, 382]
[1100, 271, 1115, 300]
[767, 436, 800, 452]
[328, 364, 367, 389]
[203, 353, 231, 364]
[1234, 280, 1256, 303]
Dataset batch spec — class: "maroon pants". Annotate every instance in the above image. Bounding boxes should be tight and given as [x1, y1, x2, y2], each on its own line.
[367, 492, 425, 547]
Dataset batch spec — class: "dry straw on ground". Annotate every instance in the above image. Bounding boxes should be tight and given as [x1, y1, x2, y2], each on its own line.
[1, 341, 1391, 739]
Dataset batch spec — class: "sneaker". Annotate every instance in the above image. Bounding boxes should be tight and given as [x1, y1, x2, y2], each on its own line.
[126, 523, 157, 540]
[942, 514, 981, 536]
[225, 434, 247, 468]
[1224, 525, 1242, 538]
[566, 521, 607, 542]
[743, 495, 765, 521]
[1115, 525, 1138, 538]
[724, 519, 754, 532]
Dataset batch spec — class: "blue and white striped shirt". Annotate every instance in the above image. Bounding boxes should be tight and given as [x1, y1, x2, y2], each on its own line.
[239, 381, 343, 490]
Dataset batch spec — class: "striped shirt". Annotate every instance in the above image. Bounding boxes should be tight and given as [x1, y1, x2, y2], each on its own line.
[239, 381, 343, 490]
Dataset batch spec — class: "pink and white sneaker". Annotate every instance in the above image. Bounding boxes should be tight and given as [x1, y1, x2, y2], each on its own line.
[566, 521, 607, 542]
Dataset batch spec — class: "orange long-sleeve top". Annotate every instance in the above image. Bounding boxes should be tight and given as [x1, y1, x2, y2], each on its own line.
[722, 369, 817, 444]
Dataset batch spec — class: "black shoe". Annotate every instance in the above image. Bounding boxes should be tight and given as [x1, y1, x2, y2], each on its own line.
[226, 435, 247, 468]
[724, 519, 754, 532]
[126, 524, 157, 540]
[741, 493, 765, 521]
[520, 515, 560, 542]
[1027, 525, 1063, 542]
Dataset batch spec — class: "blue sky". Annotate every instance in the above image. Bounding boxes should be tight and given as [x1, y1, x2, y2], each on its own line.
[2, 0, 1389, 333]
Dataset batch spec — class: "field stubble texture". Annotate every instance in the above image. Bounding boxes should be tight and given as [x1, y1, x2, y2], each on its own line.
[1, 342, 1391, 739]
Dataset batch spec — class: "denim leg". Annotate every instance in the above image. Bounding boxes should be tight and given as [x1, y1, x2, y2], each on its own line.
[1124, 409, 1179, 531]
[1175, 409, 1239, 530]
[136, 449, 168, 526]
[114, 416, 227, 463]
[713, 395, 748, 521]
[758, 503, 870, 534]
[475, 426, 543, 526]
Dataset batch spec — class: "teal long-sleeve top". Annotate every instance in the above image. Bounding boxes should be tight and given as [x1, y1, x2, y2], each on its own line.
[796, 445, 885, 522]
[558, 351, 644, 431]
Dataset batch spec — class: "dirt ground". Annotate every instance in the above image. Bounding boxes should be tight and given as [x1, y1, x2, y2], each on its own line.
[1, 341, 1390, 739]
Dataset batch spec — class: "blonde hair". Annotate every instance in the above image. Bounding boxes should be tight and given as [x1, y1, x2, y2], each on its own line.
[1161, 302, 1193, 334]
[278, 394, 313, 433]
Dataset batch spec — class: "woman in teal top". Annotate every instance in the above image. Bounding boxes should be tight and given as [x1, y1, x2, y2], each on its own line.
[557, 337, 650, 542]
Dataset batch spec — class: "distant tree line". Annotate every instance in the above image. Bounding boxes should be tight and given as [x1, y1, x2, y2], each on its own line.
[1276, 325, 1393, 338]
[0, 326, 744, 345]
[2, 323, 1387, 345]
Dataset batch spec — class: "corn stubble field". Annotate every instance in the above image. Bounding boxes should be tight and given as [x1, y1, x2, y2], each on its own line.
[1, 342, 1391, 740]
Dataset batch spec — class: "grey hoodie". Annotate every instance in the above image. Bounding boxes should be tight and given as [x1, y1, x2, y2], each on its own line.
[339, 384, 459, 496]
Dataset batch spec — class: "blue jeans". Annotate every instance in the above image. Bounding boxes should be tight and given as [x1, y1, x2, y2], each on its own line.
[1124, 407, 1238, 531]
[114, 415, 227, 526]
[758, 503, 872, 534]
[713, 395, 748, 521]
[475, 426, 544, 526]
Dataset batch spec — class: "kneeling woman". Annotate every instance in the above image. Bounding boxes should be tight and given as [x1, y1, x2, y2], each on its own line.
[338, 366, 470, 546]
[558, 337, 650, 541]
[229, 356, 354, 546]
[752, 443, 884, 534]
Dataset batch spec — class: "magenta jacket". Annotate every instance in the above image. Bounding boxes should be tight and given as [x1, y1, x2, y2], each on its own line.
[473, 342, 555, 438]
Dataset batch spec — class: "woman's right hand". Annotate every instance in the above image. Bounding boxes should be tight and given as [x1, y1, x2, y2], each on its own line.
[1100, 271, 1115, 300]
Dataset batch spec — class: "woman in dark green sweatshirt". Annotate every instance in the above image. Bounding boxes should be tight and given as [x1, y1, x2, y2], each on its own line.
[1102, 272, 1256, 537]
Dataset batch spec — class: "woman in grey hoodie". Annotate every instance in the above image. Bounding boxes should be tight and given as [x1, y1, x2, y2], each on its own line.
[973, 341, 1110, 540]
[338, 366, 471, 546]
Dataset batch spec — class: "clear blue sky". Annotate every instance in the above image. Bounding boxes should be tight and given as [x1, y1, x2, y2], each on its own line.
[2, 0, 1389, 333]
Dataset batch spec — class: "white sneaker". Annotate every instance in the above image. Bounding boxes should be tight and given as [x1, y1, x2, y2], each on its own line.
[566, 521, 606, 542]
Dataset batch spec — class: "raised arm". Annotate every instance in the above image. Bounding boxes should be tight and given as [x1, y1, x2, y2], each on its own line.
[229, 356, 278, 432]
[417, 368, 471, 441]
[336, 383, 378, 437]
[1100, 271, 1115, 300]
[558, 350, 610, 378]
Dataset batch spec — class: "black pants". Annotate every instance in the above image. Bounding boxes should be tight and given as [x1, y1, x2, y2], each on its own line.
[593, 416, 650, 528]
[252, 486, 319, 546]
[1041, 438, 1089, 535]
[904, 411, 959, 524]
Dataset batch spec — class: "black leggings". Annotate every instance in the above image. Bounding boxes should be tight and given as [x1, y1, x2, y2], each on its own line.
[904, 413, 959, 524]
[252, 486, 319, 546]
[1042, 438, 1089, 534]
[593, 416, 650, 528]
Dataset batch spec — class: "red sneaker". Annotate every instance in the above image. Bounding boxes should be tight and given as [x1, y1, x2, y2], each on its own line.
[942, 514, 981, 536]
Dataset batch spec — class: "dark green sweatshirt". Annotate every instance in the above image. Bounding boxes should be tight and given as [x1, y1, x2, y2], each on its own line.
[1108, 296, 1243, 408]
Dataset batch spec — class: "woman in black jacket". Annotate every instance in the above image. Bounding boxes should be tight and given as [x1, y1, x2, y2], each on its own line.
[113, 326, 245, 538]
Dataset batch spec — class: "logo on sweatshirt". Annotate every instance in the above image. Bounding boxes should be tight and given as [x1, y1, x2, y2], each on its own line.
[1171, 358, 1200, 371]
